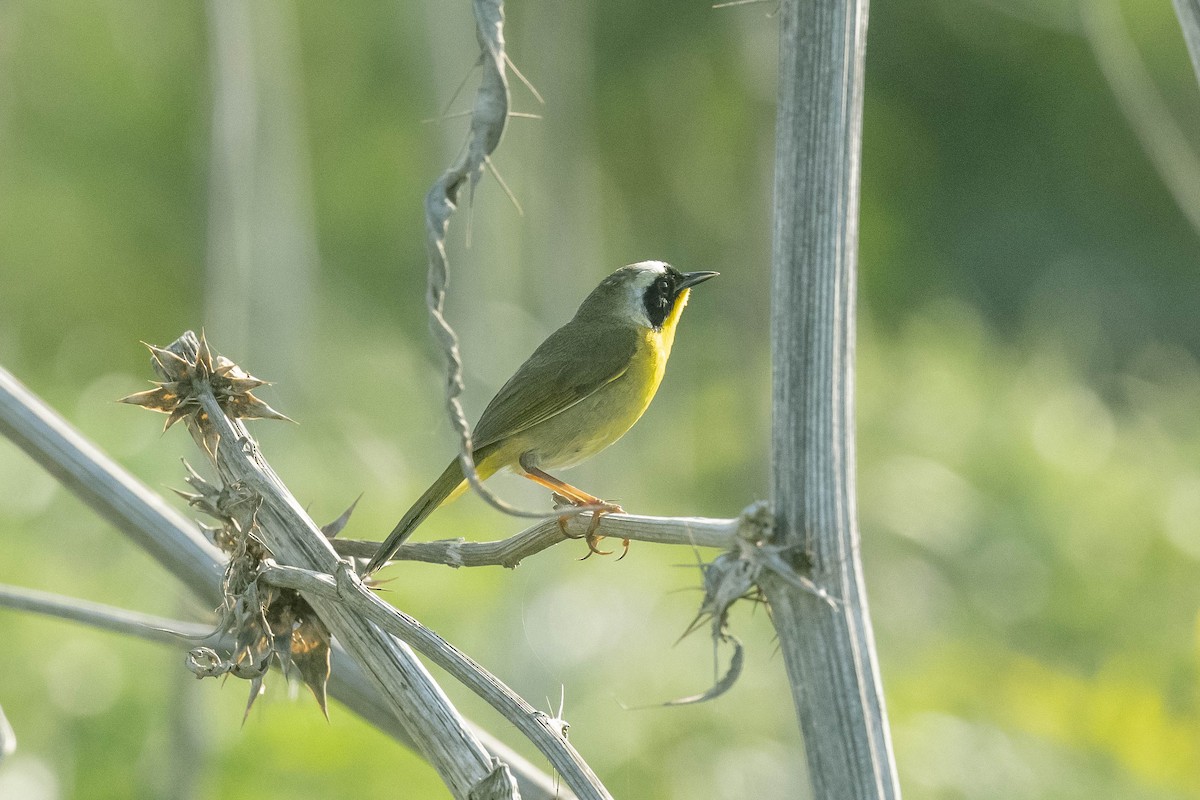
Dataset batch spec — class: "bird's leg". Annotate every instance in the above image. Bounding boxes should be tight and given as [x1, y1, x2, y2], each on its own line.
[547, 490, 606, 556]
[520, 466, 626, 558]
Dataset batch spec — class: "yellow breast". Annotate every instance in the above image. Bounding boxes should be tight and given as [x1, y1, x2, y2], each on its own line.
[511, 292, 689, 471]
[486, 287, 692, 473]
[612, 283, 692, 429]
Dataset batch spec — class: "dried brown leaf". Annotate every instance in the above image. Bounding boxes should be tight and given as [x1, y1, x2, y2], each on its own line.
[118, 386, 177, 413]
[223, 392, 294, 423]
[291, 611, 332, 720]
[144, 342, 190, 379]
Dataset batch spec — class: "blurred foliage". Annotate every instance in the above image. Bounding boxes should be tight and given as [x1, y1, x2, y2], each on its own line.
[1, 0, 1199, 798]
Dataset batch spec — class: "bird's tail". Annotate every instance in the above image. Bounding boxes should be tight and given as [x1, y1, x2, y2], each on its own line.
[364, 457, 469, 575]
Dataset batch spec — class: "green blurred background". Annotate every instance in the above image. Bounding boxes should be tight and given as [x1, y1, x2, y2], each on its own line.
[2, 0, 1199, 797]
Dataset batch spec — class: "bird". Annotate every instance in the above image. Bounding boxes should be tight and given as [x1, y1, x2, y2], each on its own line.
[363, 261, 717, 575]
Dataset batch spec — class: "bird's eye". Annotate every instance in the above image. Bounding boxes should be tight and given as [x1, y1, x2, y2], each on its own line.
[643, 276, 675, 329]
[656, 280, 672, 307]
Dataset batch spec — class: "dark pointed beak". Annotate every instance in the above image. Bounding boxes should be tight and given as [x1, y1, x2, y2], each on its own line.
[678, 271, 719, 290]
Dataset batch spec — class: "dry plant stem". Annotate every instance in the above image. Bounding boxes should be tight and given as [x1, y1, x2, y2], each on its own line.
[187, 392, 499, 799]
[422, 0, 601, 527]
[1174, 0, 1200, 86]
[0, 702, 14, 765]
[0, 365, 568, 800]
[334, 512, 743, 567]
[0, 584, 571, 800]
[185, 377, 610, 799]
[0, 583, 213, 645]
[423, 0, 518, 519]
[1083, 1, 1200, 241]
[769, 0, 901, 798]
[258, 558, 610, 796]
[0, 368, 226, 595]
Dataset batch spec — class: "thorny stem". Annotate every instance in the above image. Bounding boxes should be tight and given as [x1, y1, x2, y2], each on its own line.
[421, 0, 605, 528]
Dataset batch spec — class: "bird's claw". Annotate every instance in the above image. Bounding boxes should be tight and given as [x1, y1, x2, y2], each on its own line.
[577, 502, 623, 560]
[615, 538, 631, 560]
[581, 532, 612, 559]
[550, 494, 627, 560]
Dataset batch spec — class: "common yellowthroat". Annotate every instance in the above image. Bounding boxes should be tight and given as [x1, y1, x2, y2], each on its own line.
[364, 261, 717, 574]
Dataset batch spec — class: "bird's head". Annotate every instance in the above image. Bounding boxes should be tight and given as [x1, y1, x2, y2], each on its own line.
[577, 261, 718, 332]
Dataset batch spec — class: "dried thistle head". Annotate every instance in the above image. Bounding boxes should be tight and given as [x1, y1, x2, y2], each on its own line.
[126, 334, 332, 720]
[119, 331, 291, 433]
[177, 469, 351, 719]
